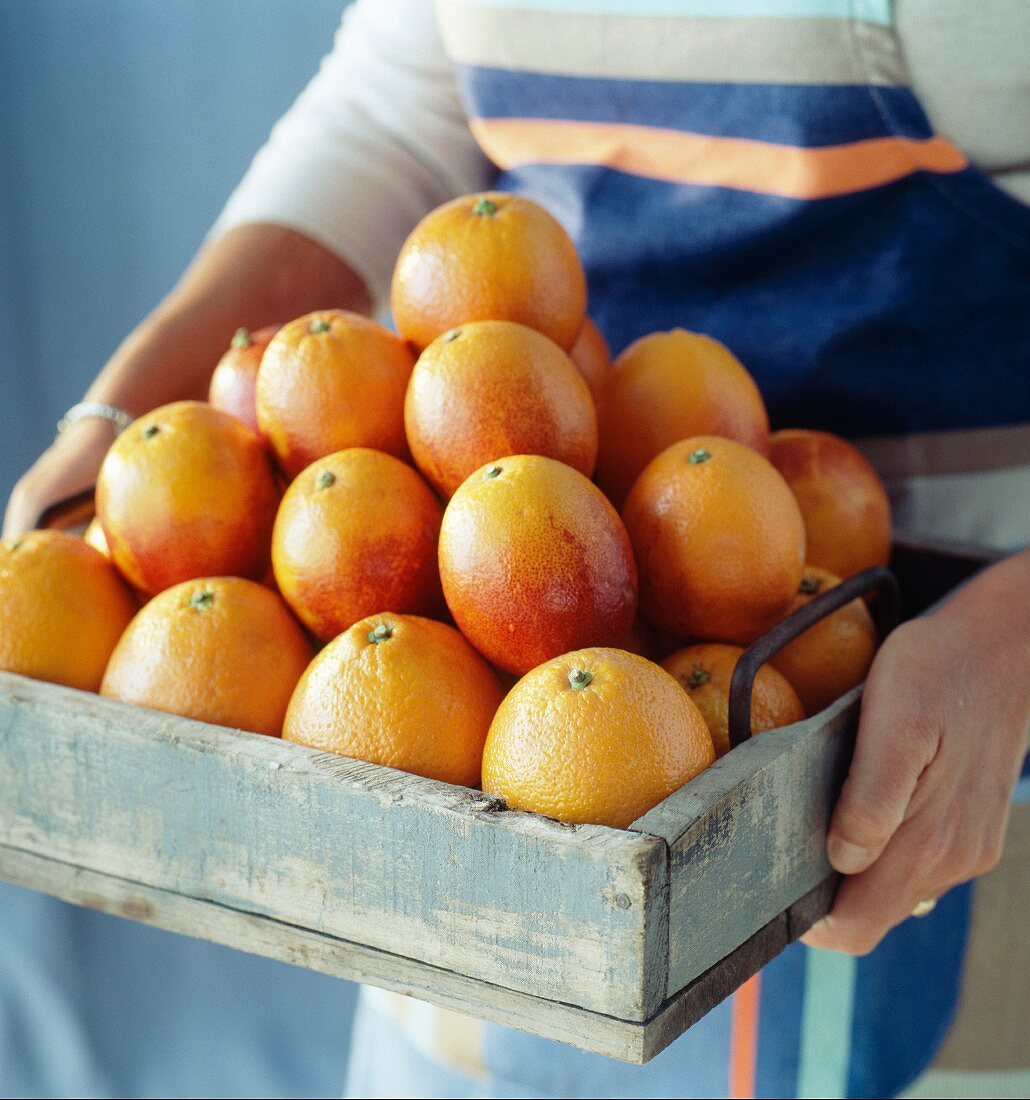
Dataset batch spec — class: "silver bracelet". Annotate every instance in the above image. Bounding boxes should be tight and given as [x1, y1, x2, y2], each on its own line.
[57, 402, 135, 438]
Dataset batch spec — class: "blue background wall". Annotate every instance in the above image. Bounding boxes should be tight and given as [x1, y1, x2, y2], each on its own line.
[0, 4, 362, 1097]
[0, 0, 348, 500]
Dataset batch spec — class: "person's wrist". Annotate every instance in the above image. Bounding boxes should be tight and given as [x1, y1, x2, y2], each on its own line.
[29, 416, 115, 505]
[3, 419, 114, 536]
[47, 414, 121, 465]
[939, 556, 1029, 649]
[928, 557, 1030, 738]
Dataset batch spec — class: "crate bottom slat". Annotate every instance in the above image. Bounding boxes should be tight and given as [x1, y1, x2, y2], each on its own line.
[0, 842, 836, 1064]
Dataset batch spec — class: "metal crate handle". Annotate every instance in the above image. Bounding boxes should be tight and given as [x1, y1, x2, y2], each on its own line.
[727, 566, 899, 750]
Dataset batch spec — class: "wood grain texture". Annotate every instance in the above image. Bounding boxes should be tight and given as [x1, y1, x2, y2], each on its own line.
[0, 844, 836, 1065]
[0, 842, 658, 1062]
[632, 690, 858, 999]
[0, 671, 667, 1020]
[642, 874, 838, 1061]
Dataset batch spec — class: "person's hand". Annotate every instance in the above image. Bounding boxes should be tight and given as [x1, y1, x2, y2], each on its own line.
[3, 418, 116, 538]
[802, 550, 1030, 955]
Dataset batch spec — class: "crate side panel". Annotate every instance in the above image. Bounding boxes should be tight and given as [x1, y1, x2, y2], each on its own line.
[633, 693, 858, 997]
[0, 843, 652, 1064]
[0, 673, 661, 1019]
[639, 875, 838, 1062]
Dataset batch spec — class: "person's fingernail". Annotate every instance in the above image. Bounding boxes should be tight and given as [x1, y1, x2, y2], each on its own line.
[827, 836, 873, 874]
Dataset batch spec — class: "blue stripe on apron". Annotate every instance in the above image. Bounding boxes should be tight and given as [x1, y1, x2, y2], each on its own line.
[457, 67, 934, 145]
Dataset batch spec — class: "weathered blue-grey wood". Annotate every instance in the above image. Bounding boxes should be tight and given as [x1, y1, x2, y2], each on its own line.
[632, 689, 858, 1000]
[642, 874, 837, 1058]
[0, 843, 663, 1063]
[0, 670, 668, 1021]
[0, 843, 836, 1065]
[0, 666, 852, 1044]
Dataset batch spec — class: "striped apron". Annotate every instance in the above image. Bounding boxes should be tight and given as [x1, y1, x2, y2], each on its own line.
[348, 1, 1030, 1096]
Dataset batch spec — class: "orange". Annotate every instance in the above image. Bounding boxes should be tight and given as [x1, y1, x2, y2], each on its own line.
[272, 448, 444, 642]
[769, 429, 892, 579]
[621, 616, 657, 660]
[283, 613, 504, 787]
[96, 401, 279, 595]
[568, 316, 611, 405]
[84, 516, 110, 557]
[85, 517, 159, 604]
[439, 455, 637, 674]
[208, 325, 280, 433]
[661, 643, 804, 758]
[257, 310, 415, 479]
[391, 192, 587, 352]
[596, 329, 770, 507]
[101, 576, 313, 735]
[769, 566, 878, 715]
[623, 436, 805, 644]
[404, 320, 598, 498]
[482, 648, 714, 828]
[0, 530, 136, 692]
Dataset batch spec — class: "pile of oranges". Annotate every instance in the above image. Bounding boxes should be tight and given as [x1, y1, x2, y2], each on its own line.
[0, 192, 892, 830]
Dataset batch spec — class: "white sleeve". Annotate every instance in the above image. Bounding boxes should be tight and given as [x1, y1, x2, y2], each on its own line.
[211, 0, 493, 309]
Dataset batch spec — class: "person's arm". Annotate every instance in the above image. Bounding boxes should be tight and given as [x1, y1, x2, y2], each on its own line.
[803, 546, 1030, 953]
[3, 225, 368, 535]
[4, 0, 490, 537]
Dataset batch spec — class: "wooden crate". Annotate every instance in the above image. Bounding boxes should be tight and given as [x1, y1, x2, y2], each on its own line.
[0, 538, 995, 1063]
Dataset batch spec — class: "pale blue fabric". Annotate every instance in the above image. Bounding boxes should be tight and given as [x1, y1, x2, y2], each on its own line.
[344, 982, 738, 1099]
[0, 883, 356, 1099]
[0, 3, 358, 1097]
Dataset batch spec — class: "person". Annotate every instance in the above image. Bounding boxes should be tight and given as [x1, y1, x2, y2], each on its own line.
[5, 1, 1028, 1096]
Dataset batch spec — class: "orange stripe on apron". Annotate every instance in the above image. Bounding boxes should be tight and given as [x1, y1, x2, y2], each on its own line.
[730, 973, 762, 1099]
[469, 117, 967, 199]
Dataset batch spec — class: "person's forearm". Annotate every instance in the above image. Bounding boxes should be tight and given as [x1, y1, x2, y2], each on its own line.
[3, 223, 370, 536]
[83, 222, 371, 416]
[940, 545, 1030, 668]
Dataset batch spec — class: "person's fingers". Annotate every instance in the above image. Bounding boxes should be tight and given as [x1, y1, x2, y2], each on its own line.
[825, 623, 943, 876]
[801, 811, 954, 954]
[5, 474, 52, 538]
[804, 777, 1013, 954]
[3, 473, 55, 537]
[3, 483, 31, 539]
[2, 422, 111, 538]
